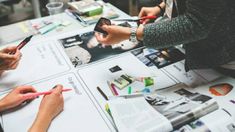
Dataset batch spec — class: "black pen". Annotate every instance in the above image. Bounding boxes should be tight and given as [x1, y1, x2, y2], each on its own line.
[73, 12, 88, 25]
[97, 86, 108, 101]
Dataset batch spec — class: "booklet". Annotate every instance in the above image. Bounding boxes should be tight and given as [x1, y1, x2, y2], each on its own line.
[108, 86, 219, 132]
[68, 0, 119, 25]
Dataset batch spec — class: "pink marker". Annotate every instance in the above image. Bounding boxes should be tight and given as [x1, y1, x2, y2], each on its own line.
[23, 88, 72, 98]
[110, 83, 119, 96]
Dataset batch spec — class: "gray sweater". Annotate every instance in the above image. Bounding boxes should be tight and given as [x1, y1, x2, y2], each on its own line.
[143, 0, 235, 71]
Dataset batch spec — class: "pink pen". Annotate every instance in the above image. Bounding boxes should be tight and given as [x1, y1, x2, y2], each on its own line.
[23, 88, 72, 98]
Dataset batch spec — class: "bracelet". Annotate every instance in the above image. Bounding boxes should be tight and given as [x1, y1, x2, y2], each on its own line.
[156, 4, 164, 16]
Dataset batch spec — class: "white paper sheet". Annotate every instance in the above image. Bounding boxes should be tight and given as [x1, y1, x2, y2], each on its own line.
[0, 40, 71, 93]
[108, 97, 173, 132]
[77, 53, 177, 110]
[1, 73, 114, 132]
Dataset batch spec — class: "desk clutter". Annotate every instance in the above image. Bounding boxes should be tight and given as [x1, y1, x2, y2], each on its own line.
[1, 0, 235, 132]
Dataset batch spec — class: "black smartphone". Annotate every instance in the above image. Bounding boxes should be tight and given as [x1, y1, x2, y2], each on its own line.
[94, 17, 111, 35]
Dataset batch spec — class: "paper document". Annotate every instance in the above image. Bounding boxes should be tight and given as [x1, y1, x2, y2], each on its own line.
[108, 97, 173, 132]
[0, 40, 70, 93]
[1, 73, 114, 132]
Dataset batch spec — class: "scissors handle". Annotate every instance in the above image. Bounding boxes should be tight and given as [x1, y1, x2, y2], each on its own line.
[140, 16, 157, 20]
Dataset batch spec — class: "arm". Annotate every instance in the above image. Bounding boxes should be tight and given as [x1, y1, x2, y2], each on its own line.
[94, 2, 165, 45]
[29, 85, 64, 132]
[143, 0, 225, 48]
[95, 0, 225, 47]
[0, 86, 37, 112]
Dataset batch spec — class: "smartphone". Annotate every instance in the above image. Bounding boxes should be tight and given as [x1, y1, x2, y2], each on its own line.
[94, 17, 111, 35]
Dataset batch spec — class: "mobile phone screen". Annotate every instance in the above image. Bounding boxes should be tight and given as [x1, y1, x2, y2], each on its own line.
[94, 17, 111, 35]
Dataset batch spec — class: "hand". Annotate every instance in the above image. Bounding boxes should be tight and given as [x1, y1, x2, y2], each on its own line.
[37, 84, 64, 121]
[29, 85, 64, 132]
[0, 85, 37, 112]
[0, 46, 22, 75]
[138, 6, 161, 24]
[95, 25, 131, 45]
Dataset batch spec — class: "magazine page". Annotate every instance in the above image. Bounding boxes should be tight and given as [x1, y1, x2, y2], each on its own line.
[131, 47, 222, 87]
[108, 97, 173, 132]
[191, 77, 235, 121]
[107, 83, 219, 132]
[58, 31, 143, 68]
[144, 87, 219, 129]
[175, 109, 235, 132]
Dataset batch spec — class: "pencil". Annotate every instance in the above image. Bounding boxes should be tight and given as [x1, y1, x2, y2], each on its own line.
[97, 86, 108, 100]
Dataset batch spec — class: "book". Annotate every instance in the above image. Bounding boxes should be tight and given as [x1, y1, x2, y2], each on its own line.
[107, 86, 219, 132]
[68, 0, 119, 25]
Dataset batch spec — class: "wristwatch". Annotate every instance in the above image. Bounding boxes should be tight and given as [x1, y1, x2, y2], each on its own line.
[129, 25, 138, 44]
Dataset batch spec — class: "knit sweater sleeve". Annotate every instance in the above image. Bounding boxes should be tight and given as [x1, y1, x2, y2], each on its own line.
[143, 0, 225, 48]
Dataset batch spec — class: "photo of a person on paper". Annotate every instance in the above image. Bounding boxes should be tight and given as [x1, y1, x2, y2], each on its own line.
[59, 31, 142, 68]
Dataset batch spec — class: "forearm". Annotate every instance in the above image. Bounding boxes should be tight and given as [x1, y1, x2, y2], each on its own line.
[29, 113, 52, 132]
[143, 0, 225, 48]
[0, 100, 8, 112]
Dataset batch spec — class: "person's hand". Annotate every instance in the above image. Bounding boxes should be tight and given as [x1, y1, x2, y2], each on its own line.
[29, 85, 64, 132]
[138, 6, 161, 24]
[0, 85, 37, 112]
[38, 84, 64, 121]
[95, 25, 131, 45]
[0, 46, 22, 75]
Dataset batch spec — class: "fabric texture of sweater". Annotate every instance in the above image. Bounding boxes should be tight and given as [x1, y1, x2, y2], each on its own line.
[143, 0, 235, 71]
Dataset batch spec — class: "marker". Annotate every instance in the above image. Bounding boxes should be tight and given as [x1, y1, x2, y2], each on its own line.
[110, 83, 118, 96]
[23, 88, 72, 98]
[128, 86, 132, 94]
[105, 104, 112, 116]
[107, 81, 115, 96]
[97, 86, 108, 101]
[10, 35, 33, 54]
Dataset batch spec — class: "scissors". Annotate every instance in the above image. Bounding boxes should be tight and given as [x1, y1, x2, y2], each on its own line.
[114, 16, 157, 24]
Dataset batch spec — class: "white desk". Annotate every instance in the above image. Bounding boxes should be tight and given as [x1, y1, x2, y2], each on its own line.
[1, 2, 235, 132]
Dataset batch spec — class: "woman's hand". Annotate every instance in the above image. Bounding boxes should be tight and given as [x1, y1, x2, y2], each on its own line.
[37, 84, 64, 121]
[138, 6, 161, 24]
[29, 85, 64, 132]
[0, 85, 37, 112]
[0, 46, 22, 75]
[95, 25, 131, 45]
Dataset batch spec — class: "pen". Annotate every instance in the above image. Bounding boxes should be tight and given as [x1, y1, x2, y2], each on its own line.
[97, 86, 108, 100]
[10, 35, 33, 54]
[109, 93, 144, 99]
[23, 88, 72, 98]
[65, 9, 87, 26]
